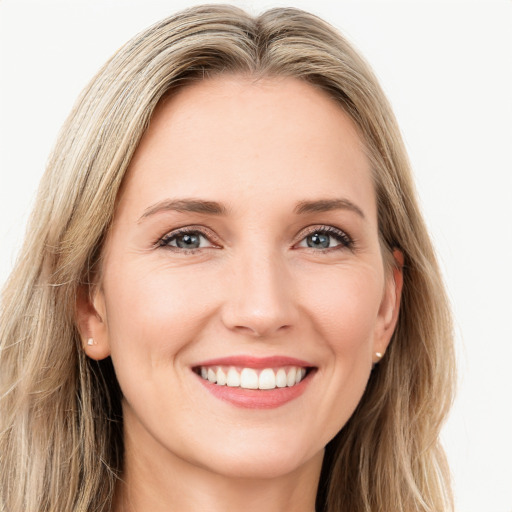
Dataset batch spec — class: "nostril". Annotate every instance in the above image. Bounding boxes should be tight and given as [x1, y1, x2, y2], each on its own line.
[232, 322, 292, 338]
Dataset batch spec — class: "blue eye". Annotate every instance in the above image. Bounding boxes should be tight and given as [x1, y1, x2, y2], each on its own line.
[298, 227, 352, 250]
[158, 226, 352, 253]
[160, 230, 213, 250]
[306, 232, 332, 248]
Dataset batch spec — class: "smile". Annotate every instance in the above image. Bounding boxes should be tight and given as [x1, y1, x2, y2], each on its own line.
[196, 365, 308, 390]
[192, 356, 316, 409]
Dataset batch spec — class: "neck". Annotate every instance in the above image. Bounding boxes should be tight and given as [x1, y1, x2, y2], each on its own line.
[113, 419, 323, 512]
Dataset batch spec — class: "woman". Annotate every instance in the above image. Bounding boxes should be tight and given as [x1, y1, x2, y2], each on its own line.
[0, 4, 455, 511]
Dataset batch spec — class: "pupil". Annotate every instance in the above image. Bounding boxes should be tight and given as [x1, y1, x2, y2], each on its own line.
[177, 233, 200, 249]
[307, 232, 329, 248]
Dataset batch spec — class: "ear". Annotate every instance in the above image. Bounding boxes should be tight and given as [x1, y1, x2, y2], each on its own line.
[76, 285, 111, 360]
[373, 249, 404, 363]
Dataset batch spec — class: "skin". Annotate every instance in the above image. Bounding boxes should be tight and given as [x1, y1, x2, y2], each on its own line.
[78, 75, 402, 512]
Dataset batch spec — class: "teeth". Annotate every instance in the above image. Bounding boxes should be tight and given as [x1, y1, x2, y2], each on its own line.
[226, 367, 240, 387]
[240, 368, 259, 389]
[216, 367, 227, 386]
[259, 368, 276, 390]
[276, 368, 287, 388]
[198, 365, 308, 390]
[286, 367, 296, 387]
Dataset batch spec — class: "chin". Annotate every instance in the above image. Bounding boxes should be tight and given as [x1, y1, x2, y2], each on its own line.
[182, 427, 326, 480]
[202, 446, 320, 480]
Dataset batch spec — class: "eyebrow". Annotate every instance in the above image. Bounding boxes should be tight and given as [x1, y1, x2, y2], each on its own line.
[139, 199, 227, 222]
[294, 198, 365, 219]
[139, 197, 365, 222]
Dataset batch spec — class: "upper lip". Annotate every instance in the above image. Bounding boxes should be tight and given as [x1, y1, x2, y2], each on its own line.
[193, 355, 314, 369]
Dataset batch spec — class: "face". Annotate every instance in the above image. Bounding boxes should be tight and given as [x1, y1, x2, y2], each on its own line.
[80, 76, 401, 480]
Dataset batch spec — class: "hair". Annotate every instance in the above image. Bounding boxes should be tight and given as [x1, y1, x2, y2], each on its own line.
[0, 4, 455, 511]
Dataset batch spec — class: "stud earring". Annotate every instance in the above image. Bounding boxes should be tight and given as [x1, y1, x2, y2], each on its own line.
[375, 352, 383, 359]
[87, 338, 94, 346]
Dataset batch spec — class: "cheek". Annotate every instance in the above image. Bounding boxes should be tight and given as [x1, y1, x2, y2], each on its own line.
[102, 259, 217, 366]
[300, 263, 384, 353]
[292, 264, 385, 442]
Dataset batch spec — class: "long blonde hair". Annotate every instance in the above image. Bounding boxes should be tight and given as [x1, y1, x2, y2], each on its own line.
[0, 5, 455, 511]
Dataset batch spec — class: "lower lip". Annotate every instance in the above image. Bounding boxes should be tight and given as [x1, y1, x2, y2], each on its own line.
[195, 371, 314, 409]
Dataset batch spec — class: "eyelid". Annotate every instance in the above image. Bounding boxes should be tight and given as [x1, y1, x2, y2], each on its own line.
[155, 224, 354, 252]
[295, 224, 354, 250]
[156, 225, 222, 249]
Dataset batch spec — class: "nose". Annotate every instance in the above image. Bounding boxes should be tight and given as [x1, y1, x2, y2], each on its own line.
[220, 249, 299, 338]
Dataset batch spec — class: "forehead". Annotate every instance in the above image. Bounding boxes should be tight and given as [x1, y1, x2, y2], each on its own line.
[119, 75, 376, 221]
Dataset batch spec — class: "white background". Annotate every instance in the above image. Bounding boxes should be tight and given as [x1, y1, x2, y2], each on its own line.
[1, 1, 511, 511]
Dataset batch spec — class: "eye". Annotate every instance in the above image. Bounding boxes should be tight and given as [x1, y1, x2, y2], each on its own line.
[158, 228, 217, 251]
[297, 226, 353, 250]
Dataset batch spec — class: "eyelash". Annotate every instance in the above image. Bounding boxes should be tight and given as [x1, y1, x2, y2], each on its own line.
[156, 225, 354, 253]
[157, 226, 220, 254]
[299, 225, 354, 251]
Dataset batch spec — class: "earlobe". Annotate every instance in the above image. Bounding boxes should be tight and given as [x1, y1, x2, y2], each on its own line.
[75, 285, 111, 360]
[374, 249, 404, 361]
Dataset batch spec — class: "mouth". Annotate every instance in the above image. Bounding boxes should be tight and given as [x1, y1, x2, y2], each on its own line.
[194, 365, 311, 390]
[192, 356, 316, 409]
